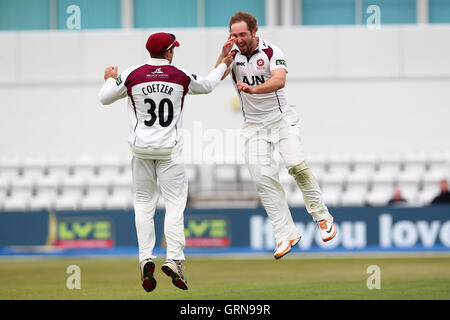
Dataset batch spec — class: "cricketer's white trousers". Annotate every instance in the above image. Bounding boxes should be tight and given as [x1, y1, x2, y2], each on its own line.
[241, 107, 330, 243]
[132, 156, 187, 263]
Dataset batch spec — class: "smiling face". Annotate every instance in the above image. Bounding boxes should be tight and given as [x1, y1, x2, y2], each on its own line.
[230, 21, 257, 56]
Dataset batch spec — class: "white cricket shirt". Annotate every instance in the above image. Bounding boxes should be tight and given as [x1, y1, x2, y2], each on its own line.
[99, 58, 227, 156]
[230, 37, 289, 123]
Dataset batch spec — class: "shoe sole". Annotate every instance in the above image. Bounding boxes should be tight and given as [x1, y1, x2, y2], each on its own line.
[141, 261, 157, 292]
[322, 223, 337, 242]
[161, 265, 188, 290]
[274, 237, 301, 260]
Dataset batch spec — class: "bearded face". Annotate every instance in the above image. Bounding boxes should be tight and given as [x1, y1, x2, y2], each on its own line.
[230, 21, 257, 56]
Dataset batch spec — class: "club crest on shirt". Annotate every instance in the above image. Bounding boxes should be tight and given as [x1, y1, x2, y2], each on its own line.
[257, 59, 265, 67]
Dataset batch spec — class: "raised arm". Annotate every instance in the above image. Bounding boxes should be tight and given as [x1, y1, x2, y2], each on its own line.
[215, 35, 236, 80]
[188, 54, 234, 94]
[98, 66, 127, 105]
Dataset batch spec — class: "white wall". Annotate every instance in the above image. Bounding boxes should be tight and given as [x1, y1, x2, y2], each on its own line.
[0, 25, 449, 162]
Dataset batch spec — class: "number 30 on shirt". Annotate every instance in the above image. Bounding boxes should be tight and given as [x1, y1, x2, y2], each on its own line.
[143, 98, 174, 128]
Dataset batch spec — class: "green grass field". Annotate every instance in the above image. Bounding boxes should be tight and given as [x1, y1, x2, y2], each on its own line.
[1, 254, 449, 300]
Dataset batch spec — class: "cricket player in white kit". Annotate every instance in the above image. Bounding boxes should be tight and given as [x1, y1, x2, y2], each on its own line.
[99, 32, 233, 292]
[216, 12, 336, 260]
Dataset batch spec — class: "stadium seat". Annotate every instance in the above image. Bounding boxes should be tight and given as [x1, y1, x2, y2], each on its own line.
[9, 176, 35, 200]
[279, 165, 295, 192]
[47, 156, 72, 180]
[214, 164, 238, 182]
[72, 155, 97, 179]
[3, 175, 34, 211]
[377, 153, 402, 176]
[367, 170, 396, 206]
[2, 196, 29, 211]
[29, 175, 61, 211]
[428, 152, 450, 174]
[110, 169, 132, 190]
[320, 170, 344, 206]
[185, 164, 198, 181]
[185, 164, 199, 192]
[85, 174, 111, 197]
[365, 190, 392, 206]
[417, 188, 441, 205]
[55, 175, 85, 210]
[341, 171, 371, 206]
[1, 175, 34, 211]
[111, 175, 132, 190]
[352, 152, 377, 175]
[108, 169, 133, 210]
[322, 190, 341, 207]
[340, 190, 367, 206]
[97, 155, 123, 177]
[80, 174, 112, 210]
[0, 157, 21, 179]
[237, 166, 259, 198]
[0, 195, 4, 211]
[320, 171, 345, 193]
[28, 195, 54, 211]
[238, 164, 249, 178]
[213, 164, 239, 191]
[60, 174, 85, 197]
[104, 192, 133, 210]
[21, 157, 47, 180]
[1, 151, 446, 211]
[0, 177, 10, 199]
[327, 153, 352, 175]
[35, 175, 60, 198]
[396, 170, 422, 203]
[286, 187, 305, 207]
[346, 169, 373, 186]
[120, 166, 132, 181]
[79, 196, 106, 210]
[305, 153, 327, 178]
[54, 195, 80, 210]
[371, 168, 397, 186]
[419, 169, 448, 205]
[402, 152, 428, 177]
[422, 168, 447, 187]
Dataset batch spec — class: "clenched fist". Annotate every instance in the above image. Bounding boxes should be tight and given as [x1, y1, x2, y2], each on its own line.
[104, 66, 118, 81]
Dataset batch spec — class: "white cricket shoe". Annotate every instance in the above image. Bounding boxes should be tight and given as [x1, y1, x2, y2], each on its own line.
[161, 259, 188, 290]
[273, 237, 301, 260]
[318, 214, 336, 242]
[140, 259, 156, 292]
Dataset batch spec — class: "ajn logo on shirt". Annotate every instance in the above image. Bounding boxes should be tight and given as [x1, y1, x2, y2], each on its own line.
[242, 75, 265, 86]
[276, 59, 286, 66]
